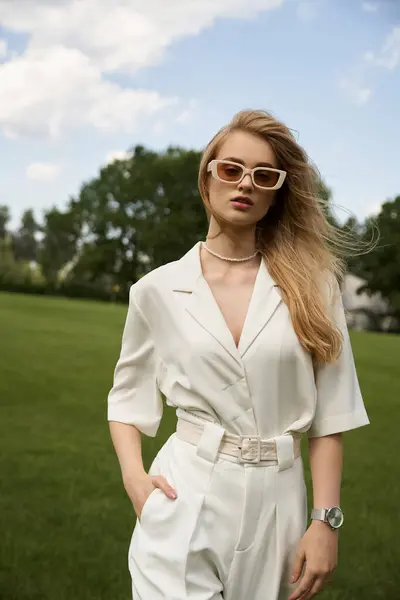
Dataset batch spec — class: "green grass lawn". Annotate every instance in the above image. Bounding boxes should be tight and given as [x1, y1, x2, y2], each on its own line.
[0, 291, 399, 600]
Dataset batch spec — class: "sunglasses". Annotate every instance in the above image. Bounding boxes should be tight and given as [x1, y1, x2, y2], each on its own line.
[207, 159, 286, 191]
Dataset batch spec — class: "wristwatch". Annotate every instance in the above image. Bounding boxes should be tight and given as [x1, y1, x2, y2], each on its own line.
[311, 506, 344, 530]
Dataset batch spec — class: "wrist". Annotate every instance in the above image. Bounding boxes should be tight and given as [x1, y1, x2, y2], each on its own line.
[122, 468, 148, 487]
[311, 506, 344, 530]
[310, 519, 339, 533]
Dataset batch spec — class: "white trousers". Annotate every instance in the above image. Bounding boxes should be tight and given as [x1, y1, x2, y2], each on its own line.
[128, 424, 308, 600]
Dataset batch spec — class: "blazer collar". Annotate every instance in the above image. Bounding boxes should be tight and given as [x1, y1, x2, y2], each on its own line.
[171, 241, 204, 292]
[171, 241, 282, 362]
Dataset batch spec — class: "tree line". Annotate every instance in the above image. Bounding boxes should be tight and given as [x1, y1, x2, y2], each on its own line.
[0, 144, 399, 321]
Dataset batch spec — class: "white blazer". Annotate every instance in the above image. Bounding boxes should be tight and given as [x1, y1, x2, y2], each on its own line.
[107, 241, 370, 440]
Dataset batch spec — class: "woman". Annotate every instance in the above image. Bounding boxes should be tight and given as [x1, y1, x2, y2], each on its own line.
[107, 109, 370, 600]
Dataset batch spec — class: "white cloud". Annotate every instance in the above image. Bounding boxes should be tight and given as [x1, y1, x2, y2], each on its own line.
[0, 44, 178, 140]
[364, 26, 400, 70]
[0, 0, 284, 74]
[0, 0, 284, 140]
[105, 150, 133, 164]
[339, 25, 400, 104]
[339, 77, 372, 105]
[362, 2, 379, 12]
[175, 99, 198, 124]
[26, 162, 62, 181]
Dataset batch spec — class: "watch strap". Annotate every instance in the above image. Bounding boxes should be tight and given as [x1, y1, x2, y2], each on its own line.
[311, 508, 328, 522]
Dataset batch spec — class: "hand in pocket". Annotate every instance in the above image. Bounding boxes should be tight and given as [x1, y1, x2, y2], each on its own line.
[125, 474, 178, 520]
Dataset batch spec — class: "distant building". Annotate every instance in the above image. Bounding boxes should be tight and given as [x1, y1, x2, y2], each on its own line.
[341, 273, 397, 332]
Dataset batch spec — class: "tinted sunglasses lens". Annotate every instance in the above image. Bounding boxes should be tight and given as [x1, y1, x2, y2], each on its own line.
[216, 162, 243, 182]
[254, 168, 279, 188]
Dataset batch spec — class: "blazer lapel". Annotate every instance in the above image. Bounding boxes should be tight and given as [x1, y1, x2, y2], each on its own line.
[186, 275, 242, 364]
[237, 257, 282, 358]
[170, 242, 282, 364]
[171, 242, 242, 365]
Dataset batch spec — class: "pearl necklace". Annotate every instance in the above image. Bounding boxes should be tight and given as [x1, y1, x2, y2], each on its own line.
[201, 241, 260, 263]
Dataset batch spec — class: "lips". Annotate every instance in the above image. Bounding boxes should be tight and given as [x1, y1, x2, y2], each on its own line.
[231, 196, 253, 205]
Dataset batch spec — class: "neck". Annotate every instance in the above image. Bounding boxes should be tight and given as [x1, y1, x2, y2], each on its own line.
[205, 220, 258, 260]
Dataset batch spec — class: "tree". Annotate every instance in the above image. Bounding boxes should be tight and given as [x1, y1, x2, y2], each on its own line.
[37, 207, 79, 286]
[0, 236, 29, 285]
[318, 181, 340, 228]
[340, 215, 367, 278]
[0, 205, 10, 239]
[12, 209, 39, 262]
[355, 196, 400, 319]
[139, 146, 207, 269]
[68, 145, 207, 296]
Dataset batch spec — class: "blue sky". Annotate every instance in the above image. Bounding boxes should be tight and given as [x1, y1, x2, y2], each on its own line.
[0, 0, 399, 230]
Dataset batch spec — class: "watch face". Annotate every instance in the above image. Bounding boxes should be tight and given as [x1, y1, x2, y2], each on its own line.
[327, 507, 344, 529]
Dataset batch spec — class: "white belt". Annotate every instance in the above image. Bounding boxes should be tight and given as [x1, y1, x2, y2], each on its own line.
[176, 415, 301, 467]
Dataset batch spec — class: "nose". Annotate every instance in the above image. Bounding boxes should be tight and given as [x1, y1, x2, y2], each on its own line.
[238, 172, 253, 192]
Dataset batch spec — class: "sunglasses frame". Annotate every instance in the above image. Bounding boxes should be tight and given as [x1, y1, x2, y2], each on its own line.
[207, 159, 287, 191]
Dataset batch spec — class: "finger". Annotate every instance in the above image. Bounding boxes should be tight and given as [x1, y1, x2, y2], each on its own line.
[153, 475, 177, 499]
[288, 573, 316, 600]
[290, 548, 306, 584]
[303, 576, 325, 599]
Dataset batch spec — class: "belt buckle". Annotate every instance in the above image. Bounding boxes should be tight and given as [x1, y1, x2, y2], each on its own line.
[238, 435, 261, 464]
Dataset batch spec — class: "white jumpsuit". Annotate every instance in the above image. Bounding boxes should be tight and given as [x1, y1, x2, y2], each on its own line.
[107, 241, 370, 600]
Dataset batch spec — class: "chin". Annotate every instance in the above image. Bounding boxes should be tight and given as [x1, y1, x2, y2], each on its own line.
[223, 213, 258, 228]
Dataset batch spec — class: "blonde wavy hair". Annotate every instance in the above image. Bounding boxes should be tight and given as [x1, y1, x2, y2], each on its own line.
[198, 109, 359, 365]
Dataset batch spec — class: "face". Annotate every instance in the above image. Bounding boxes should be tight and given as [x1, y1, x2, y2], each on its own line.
[207, 130, 279, 228]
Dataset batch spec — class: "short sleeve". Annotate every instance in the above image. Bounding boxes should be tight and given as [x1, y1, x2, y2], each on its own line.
[107, 285, 163, 437]
[307, 275, 370, 438]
